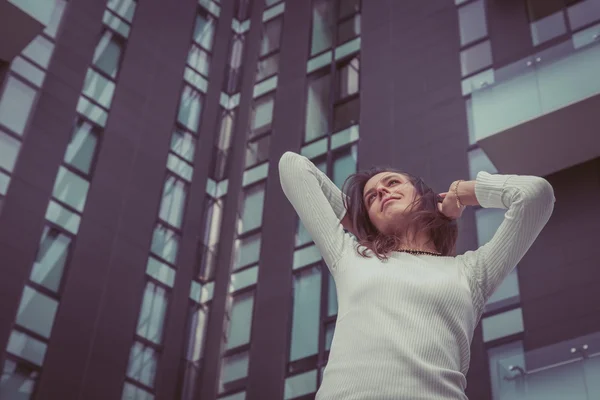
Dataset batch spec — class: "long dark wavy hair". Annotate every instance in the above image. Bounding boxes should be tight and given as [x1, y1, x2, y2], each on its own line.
[341, 166, 458, 260]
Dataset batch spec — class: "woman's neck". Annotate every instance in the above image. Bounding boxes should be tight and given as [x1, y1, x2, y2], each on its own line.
[397, 231, 436, 253]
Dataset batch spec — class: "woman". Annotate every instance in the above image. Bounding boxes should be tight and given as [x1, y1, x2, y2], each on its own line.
[278, 151, 555, 400]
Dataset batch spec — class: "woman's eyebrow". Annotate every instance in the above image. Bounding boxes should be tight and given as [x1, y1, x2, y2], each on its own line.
[363, 174, 399, 201]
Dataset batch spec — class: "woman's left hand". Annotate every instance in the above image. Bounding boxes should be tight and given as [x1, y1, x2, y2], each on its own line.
[437, 191, 465, 220]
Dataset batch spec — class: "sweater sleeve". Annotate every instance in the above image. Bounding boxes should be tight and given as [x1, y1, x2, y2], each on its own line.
[278, 151, 353, 272]
[457, 171, 555, 312]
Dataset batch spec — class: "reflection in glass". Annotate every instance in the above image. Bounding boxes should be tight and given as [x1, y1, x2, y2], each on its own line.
[284, 369, 317, 399]
[30, 226, 71, 292]
[171, 129, 196, 163]
[290, 265, 321, 361]
[460, 40, 492, 76]
[151, 224, 180, 264]
[52, 167, 90, 212]
[225, 292, 254, 349]
[136, 282, 168, 344]
[311, 0, 334, 55]
[82, 69, 116, 108]
[6, 330, 47, 366]
[250, 95, 274, 138]
[93, 31, 123, 78]
[180, 305, 209, 400]
[0, 130, 21, 172]
[64, 120, 98, 175]
[305, 73, 331, 142]
[458, 0, 487, 46]
[333, 97, 359, 134]
[159, 176, 187, 228]
[0, 76, 36, 136]
[16, 286, 58, 338]
[260, 18, 282, 56]
[126, 342, 157, 387]
[245, 134, 270, 168]
[256, 53, 279, 82]
[238, 183, 265, 234]
[194, 11, 216, 51]
[0, 357, 39, 397]
[234, 233, 261, 268]
[337, 14, 361, 44]
[188, 45, 211, 77]
[177, 86, 203, 132]
[219, 351, 249, 392]
[122, 382, 154, 400]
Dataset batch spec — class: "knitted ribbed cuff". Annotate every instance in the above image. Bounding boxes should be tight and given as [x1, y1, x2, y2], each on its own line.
[474, 171, 514, 209]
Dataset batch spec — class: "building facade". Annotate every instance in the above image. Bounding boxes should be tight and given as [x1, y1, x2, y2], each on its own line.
[0, 0, 599, 399]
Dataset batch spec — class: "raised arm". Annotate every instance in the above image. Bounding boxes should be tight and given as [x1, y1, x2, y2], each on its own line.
[278, 152, 353, 272]
[456, 171, 555, 311]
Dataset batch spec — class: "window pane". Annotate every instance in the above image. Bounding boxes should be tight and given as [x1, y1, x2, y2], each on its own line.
[0, 130, 21, 172]
[235, 0, 252, 20]
[146, 257, 176, 287]
[527, 0, 565, 22]
[44, 0, 67, 38]
[256, 53, 279, 82]
[159, 176, 187, 228]
[487, 341, 524, 399]
[6, 330, 47, 366]
[290, 265, 321, 361]
[64, 120, 98, 175]
[568, 0, 600, 30]
[475, 208, 506, 245]
[136, 282, 168, 344]
[485, 267, 520, 312]
[167, 155, 193, 182]
[250, 95, 274, 138]
[185, 306, 209, 362]
[333, 97, 359, 134]
[224, 35, 245, 94]
[93, 31, 123, 78]
[171, 129, 196, 162]
[0, 171, 10, 196]
[52, 166, 90, 212]
[82, 68, 116, 108]
[22, 36, 54, 69]
[482, 308, 524, 342]
[30, 226, 71, 292]
[10, 56, 45, 88]
[126, 342, 158, 387]
[226, 292, 254, 349]
[238, 183, 265, 234]
[178, 86, 203, 132]
[337, 14, 361, 44]
[327, 272, 338, 316]
[333, 146, 357, 188]
[311, 0, 334, 55]
[107, 0, 136, 22]
[234, 233, 261, 269]
[468, 147, 497, 180]
[459, 0, 487, 46]
[325, 321, 335, 350]
[0, 76, 36, 136]
[337, 56, 359, 100]
[460, 40, 492, 76]
[230, 266, 259, 292]
[122, 382, 154, 400]
[339, 0, 360, 19]
[220, 391, 246, 400]
[284, 369, 317, 399]
[16, 286, 58, 338]
[1, 357, 39, 397]
[295, 219, 312, 247]
[203, 197, 224, 247]
[293, 244, 322, 270]
[245, 135, 270, 168]
[45, 200, 81, 234]
[103, 9, 131, 38]
[305, 73, 331, 142]
[151, 224, 180, 264]
[188, 45, 211, 77]
[217, 109, 235, 151]
[530, 11, 567, 46]
[260, 18, 282, 56]
[194, 11, 216, 51]
[220, 351, 249, 390]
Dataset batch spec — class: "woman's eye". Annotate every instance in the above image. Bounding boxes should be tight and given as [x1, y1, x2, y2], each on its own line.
[390, 179, 399, 185]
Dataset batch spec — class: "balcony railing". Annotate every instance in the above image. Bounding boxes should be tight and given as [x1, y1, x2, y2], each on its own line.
[494, 331, 600, 400]
[470, 30, 600, 142]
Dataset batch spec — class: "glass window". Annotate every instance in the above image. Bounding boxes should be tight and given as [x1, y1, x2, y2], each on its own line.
[77, 96, 108, 127]
[475, 208, 506, 245]
[194, 11, 216, 51]
[220, 391, 246, 400]
[234, 233, 261, 269]
[458, 0, 487, 46]
[203, 197, 224, 249]
[325, 321, 335, 350]
[126, 342, 157, 387]
[0, 130, 21, 172]
[107, 0, 137, 22]
[284, 369, 317, 399]
[52, 166, 90, 212]
[0, 76, 36, 136]
[93, 31, 123, 78]
[151, 224, 180, 264]
[487, 341, 525, 399]
[245, 135, 270, 168]
[30, 226, 71, 293]
[260, 18, 282, 56]
[82, 68, 116, 108]
[178, 86, 203, 132]
[6, 330, 47, 366]
[482, 308, 524, 342]
[10, 56, 45, 88]
[332, 146, 357, 189]
[136, 282, 168, 344]
[333, 96, 359, 134]
[167, 154, 193, 182]
[188, 45, 211, 77]
[311, 0, 334, 55]
[327, 272, 338, 316]
[530, 11, 567, 45]
[337, 14, 361, 44]
[122, 382, 154, 400]
[226, 291, 254, 349]
[290, 265, 321, 361]
[103, 9, 131, 38]
[265, 0, 280, 6]
[460, 40, 492, 76]
[0, 357, 39, 397]
[305, 73, 331, 142]
[219, 351, 249, 391]
[224, 35, 245, 94]
[337, 57, 359, 100]
[250, 95, 274, 138]
[44, 0, 67, 38]
[527, 0, 565, 22]
[295, 219, 312, 247]
[339, 0, 360, 19]
[185, 305, 209, 362]
[256, 53, 279, 82]
[64, 120, 98, 175]
[171, 129, 196, 163]
[238, 183, 265, 234]
[16, 286, 58, 338]
[293, 244, 322, 270]
[45, 200, 81, 234]
[567, 0, 600, 30]
[468, 147, 497, 180]
[22, 36, 54, 69]
[159, 176, 187, 228]
[485, 267, 520, 312]
[230, 266, 259, 292]
[0, 170, 10, 196]
[146, 256, 176, 288]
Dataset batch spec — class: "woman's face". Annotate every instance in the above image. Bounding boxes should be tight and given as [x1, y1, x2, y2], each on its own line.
[362, 172, 419, 234]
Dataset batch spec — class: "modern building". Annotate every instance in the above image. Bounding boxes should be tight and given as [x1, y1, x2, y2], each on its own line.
[0, 0, 599, 399]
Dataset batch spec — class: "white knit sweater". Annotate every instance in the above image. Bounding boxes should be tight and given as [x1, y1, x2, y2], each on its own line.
[278, 151, 555, 400]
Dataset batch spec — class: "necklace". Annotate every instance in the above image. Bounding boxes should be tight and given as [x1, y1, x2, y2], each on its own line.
[396, 248, 442, 256]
